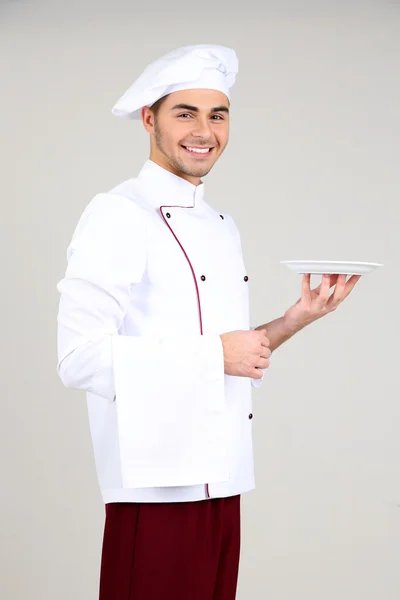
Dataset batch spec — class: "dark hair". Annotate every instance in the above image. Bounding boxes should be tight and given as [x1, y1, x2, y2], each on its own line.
[150, 94, 168, 117]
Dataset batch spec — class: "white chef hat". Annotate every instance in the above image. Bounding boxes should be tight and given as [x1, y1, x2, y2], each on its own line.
[111, 44, 238, 120]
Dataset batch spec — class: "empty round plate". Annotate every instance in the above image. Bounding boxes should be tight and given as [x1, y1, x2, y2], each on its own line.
[280, 260, 383, 275]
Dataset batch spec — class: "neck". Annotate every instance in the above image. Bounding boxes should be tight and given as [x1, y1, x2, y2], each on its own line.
[148, 153, 202, 187]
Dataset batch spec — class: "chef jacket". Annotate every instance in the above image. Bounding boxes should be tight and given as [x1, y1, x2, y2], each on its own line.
[56, 159, 265, 504]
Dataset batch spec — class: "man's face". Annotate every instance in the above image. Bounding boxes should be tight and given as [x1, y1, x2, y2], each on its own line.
[143, 89, 230, 184]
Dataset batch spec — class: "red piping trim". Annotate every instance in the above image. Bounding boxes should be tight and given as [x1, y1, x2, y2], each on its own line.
[160, 204, 210, 499]
[160, 205, 204, 333]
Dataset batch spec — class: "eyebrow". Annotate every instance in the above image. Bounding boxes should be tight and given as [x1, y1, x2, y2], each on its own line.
[170, 103, 230, 114]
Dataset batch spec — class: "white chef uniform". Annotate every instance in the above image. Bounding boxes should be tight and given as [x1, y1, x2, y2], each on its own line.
[56, 45, 265, 504]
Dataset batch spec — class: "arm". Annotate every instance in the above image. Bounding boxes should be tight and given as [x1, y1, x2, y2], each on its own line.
[253, 316, 302, 352]
[253, 273, 361, 353]
[56, 193, 225, 402]
[56, 193, 147, 400]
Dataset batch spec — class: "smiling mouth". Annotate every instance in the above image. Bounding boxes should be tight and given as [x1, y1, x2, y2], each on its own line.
[181, 145, 214, 156]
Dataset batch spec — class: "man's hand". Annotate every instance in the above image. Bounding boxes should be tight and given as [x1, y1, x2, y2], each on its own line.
[220, 329, 271, 379]
[283, 273, 361, 331]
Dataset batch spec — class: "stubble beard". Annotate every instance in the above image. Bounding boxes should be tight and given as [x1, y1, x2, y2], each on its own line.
[154, 121, 214, 179]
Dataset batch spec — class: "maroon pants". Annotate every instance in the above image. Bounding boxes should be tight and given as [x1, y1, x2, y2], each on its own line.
[99, 495, 241, 600]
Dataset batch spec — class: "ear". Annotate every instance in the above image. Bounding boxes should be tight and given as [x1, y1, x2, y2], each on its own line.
[141, 106, 155, 133]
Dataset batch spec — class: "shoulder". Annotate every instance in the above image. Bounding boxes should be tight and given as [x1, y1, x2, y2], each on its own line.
[66, 187, 148, 262]
[83, 183, 146, 224]
[71, 181, 148, 238]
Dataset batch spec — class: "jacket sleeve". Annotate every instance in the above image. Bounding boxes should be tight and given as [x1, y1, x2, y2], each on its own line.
[56, 193, 145, 400]
[56, 193, 225, 403]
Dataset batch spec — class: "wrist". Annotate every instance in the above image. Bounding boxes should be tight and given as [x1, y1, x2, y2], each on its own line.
[282, 312, 310, 335]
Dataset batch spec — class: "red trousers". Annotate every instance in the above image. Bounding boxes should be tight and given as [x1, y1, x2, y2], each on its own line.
[99, 495, 241, 600]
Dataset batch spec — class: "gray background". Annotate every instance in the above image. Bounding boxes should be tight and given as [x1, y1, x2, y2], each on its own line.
[1, 1, 398, 598]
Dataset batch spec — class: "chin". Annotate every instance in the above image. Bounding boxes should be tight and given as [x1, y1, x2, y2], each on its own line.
[184, 158, 217, 178]
[187, 166, 212, 178]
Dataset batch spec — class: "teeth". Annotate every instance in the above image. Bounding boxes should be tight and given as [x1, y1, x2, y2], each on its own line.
[185, 147, 211, 154]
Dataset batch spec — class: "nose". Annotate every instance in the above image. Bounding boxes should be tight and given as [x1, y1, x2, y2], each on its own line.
[191, 116, 213, 140]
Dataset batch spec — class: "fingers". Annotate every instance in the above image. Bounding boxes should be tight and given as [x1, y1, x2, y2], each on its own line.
[329, 273, 347, 304]
[329, 274, 339, 287]
[316, 274, 332, 306]
[312, 274, 338, 294]
[256, 357, 271, 369]
[252, 368, 264, 379]
[252, 362, 270, 378]
[302, 273, 311, 301]
[309, 273, 360, 302]
[344, 274, 361, 297]
[327, 274, 361, 309]
[258, 329, 270, 348]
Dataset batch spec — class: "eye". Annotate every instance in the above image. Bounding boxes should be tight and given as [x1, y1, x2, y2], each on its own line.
[211, 114, 224, 120]
[178, 113, 192, 119]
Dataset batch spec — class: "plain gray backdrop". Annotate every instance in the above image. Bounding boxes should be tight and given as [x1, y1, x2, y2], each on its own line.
[1, 1, 398, 598]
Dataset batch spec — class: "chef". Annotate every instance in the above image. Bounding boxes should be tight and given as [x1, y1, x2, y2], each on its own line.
[56, 44, 360, 600]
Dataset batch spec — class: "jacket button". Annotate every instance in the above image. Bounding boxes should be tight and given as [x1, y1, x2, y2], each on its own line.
[249, 413, 253, 419]
[244, 275, 249, 282]
[201, 275, 206, 281]
[220, 214, 224, 219]
[166, 212, 171, 218]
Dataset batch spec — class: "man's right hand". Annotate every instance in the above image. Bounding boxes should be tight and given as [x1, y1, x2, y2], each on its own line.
[220, 329, 271, 379]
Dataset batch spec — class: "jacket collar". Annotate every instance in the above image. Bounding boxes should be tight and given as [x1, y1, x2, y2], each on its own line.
[136, 159, 205, 208]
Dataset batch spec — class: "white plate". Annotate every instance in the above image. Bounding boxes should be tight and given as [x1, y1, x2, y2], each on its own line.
[280, 260, 383, 275]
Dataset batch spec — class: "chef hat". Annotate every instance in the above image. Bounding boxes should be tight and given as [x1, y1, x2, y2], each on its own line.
[111, 44, 238, 120]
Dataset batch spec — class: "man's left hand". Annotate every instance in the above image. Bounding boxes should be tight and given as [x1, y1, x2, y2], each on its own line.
[283, 273, 362, 331]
